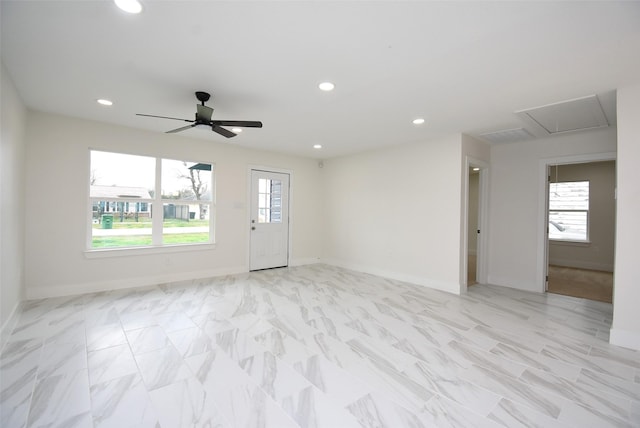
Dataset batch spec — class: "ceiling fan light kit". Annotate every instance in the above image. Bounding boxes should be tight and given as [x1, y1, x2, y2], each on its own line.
[136, 91, 262, 138]
[114, 0, 142, 14]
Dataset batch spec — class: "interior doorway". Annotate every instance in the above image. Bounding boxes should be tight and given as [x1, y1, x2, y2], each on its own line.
[545, 160, 616, 303]
[468, 166, 480, 286]
[463, 157, 488, 292]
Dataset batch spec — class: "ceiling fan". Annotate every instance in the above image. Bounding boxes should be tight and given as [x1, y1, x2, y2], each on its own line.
[136, 91, 262, 138]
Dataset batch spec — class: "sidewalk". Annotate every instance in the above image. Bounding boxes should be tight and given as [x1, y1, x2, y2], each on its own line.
[92, 226, 207, 236]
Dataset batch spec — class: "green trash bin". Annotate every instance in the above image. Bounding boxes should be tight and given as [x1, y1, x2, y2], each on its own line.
[101, 214, 113, 229]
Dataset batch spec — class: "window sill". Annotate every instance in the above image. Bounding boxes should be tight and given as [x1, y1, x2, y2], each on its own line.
[548, 239, 591, 247]
[84, 243, 216, 259]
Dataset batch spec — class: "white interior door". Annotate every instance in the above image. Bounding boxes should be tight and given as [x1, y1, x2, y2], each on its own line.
[476, 167, 489, 285]
[249, 170, 290, 271]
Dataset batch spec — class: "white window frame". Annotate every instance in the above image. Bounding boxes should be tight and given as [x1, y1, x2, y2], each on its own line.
[86, 150, 216, 257]
[548, 180, 590, 243]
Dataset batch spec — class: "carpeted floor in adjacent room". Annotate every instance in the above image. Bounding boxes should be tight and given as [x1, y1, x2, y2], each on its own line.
[547, 265, 613, 303]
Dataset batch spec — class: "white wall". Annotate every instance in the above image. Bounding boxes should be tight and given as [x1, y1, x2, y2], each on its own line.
[24, 111, 323, 298]
[0, 62, 27, 345]
[611, 84, 640, 351]
[548, 161, 616, 272]
[322, 135, 464, 294]
[488, 127, 617, 292]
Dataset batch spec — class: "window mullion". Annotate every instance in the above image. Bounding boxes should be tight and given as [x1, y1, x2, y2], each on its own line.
[152, 157, 163, 246]
[211, 173, 216, 243]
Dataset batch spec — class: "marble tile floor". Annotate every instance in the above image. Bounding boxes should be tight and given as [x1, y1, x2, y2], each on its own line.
[1, 264, 639, 428]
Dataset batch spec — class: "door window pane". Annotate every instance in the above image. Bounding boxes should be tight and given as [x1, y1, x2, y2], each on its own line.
[257, 178, 282, 223]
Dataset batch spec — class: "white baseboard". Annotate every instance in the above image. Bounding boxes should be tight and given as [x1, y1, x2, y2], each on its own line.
[549, 258, 614, 272]
[486, 275, 543, 293]
[289, 257, 322, 267]
[322, 258, 460, 295]
[26, 259, 322, 300]
[609, 327, 640, 351]
[0, 301, 23, 353]
[26, 266, 248, 300]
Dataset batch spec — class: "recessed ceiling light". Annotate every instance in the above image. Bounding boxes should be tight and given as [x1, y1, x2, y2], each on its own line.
[114, 0, 142, 14]
[318, 82, 335, 92]
[231, 128, 242, 133]
[473, 167, 480, 171]
[97, 99, 113, 106]
[412, 118, 425, 125]
[313, 144, 322, 149]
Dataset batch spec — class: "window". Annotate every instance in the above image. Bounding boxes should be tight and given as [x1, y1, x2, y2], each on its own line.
[89, 150, 214, 250]
[548, 180, 589, 242]
[257, 178, 282, 223]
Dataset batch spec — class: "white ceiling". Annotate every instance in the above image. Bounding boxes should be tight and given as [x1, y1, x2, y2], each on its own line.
[2, 1, 639, 159]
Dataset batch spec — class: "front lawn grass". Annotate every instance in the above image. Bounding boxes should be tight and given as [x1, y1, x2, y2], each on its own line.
[92, 233, 209, 248]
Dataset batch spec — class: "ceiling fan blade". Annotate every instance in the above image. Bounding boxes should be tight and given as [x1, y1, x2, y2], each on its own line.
[212, 125, 237, 138]
[212, 120, 263, 128]
[137, 113, 193, 122]
[166, 123, 197, 134]
[196, 104, 213, 122]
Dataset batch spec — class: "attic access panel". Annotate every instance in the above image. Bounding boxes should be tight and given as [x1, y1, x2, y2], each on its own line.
[479, 127, 535, 144]
[516, 95, 609, 136]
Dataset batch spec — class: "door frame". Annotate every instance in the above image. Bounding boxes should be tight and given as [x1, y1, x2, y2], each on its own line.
[462, 156, 489, 293]
[536, 152, 616, 293]
[247, 165, 293, 271]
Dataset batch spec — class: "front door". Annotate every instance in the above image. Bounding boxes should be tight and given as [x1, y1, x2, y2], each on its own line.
[249, 170, 290, 271]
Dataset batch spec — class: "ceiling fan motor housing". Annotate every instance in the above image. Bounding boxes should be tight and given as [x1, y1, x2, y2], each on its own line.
[195, 91, 211, 104]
